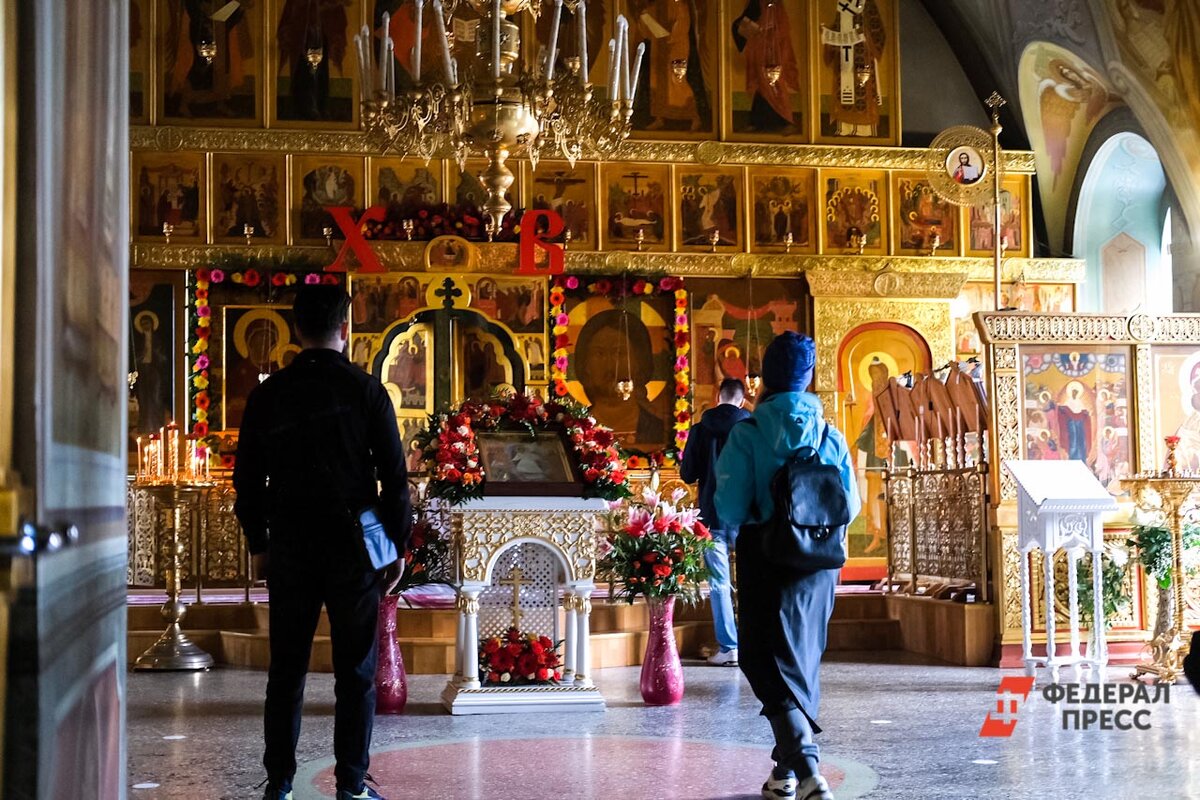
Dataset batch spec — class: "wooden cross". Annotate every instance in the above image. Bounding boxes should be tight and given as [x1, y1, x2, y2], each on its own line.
[498, 566, 533, 630]
[435, 277, 463, 309]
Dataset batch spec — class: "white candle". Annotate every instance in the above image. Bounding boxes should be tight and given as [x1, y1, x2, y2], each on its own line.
[492, 0, 502, 81]
[387, 36, 396, 98]
[630, 41, 645, 105]
[432, 0, 455, 83]
[618, 15, 630, 102]
[413, 0, 423, 83]
[379, 12, 390, 95]
[546, 0, 563, 81]
[607, 38, 617, 99]
[355, 30, 371, 100]
[577, 0, 588, 82]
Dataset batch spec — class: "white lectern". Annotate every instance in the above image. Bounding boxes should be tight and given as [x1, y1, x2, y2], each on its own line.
[1005, 460, 1118, 682]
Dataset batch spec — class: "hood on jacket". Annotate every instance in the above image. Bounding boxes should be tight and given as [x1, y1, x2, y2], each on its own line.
[751, 391, 826, 459]
[698, 403, 751, 436]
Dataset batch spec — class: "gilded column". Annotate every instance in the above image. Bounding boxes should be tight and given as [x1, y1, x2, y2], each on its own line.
[457, 591, 482, 688]
[562, 592, 579, 684]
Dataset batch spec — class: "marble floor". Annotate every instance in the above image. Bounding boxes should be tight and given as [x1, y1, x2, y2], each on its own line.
[128, 653, 1200, 800]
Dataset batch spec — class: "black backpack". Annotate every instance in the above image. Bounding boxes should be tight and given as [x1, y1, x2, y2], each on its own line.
[747, 419, 850, 571]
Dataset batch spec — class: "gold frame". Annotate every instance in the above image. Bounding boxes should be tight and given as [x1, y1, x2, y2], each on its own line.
[598, 161, 673, 253]
[210, 151, 288, 244]
[674, 165, 747, 252]
[721, 0, 812, 143]
[127, 268, 188, 469]
[818, 167, 889, 255]
[367, 156, 448, 208]
[976, 311, 1200, 646]
[746, 165, 818, 254]
[289, 153, 367, 244]
[521, 160, 600, 251]
[131, 149, 208, 242]
[809, 0, 903, 147]
[890, 170, 964, 257]
[964, 174, 1032, 259]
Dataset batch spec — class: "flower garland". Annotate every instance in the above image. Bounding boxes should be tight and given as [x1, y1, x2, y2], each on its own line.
[361, 202, 522, 242]
[549, 275, 691, 463]
[415, 392, 631, 504]
[188, 254, 340, 457]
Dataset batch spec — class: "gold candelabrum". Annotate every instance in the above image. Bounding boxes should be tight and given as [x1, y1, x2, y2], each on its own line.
[1126, 436, 1197, 684]
[132, 423, 216, 671]
[355, 0, 645, 230]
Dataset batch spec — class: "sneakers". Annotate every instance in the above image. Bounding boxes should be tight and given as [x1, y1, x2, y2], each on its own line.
[336, 786, 386, 800]
[761, 771, 834, 800]
[707, 648, 739, 666]
[259, 783, 292, 800]
[796, 775, 835, 800]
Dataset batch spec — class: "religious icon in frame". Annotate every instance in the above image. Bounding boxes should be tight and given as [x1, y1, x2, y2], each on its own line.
[812, 0, 899, 145]
[291, 155, 366, 244]
[946, 146, 986, 186]
[212, 153, 286, 243]
[966, 176, 1031, 258]
[822, 169, 886, 254]
[132, 151, 206, 242]
[221, 305, 302, 429]
[271, 0, 362, 126]
[892, 172, 958, 256]
[452, 158, 523, 214]
[677, 167, 744, 251]
[749, 167, 816, 252]
[160, 0, 264, 124]
[725, 0, 809, 140]
[370, 158, 443, 209]
[128, 271, 182, 460]
[130, 0, 152, 122]
[601, 162, 669, 251]
[477, 430, 580, 495]
[526, 162, 597, 249]
[625, 0, 717, 138]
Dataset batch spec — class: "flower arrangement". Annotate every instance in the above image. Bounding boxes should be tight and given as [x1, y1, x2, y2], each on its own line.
[480, 627, 563, 685]
[187, 254, 340, 452]
[415, 392, 631, 505]
[392, 514, 454, 595]
[601, 487, 713, 602]
[548, 275, 691, 460]
[361, 202, 522, 242]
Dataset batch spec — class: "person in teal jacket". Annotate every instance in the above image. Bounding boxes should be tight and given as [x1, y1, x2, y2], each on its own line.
[715, 331, 861, 800]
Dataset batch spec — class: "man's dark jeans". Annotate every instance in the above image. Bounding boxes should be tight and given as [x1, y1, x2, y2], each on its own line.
[263, 552, 383, 791]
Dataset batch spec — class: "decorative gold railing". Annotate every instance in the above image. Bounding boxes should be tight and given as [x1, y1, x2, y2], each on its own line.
[884, 462, 990, 601]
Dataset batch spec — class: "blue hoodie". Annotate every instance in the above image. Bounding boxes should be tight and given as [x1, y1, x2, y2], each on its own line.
[714, 391, 861, 529]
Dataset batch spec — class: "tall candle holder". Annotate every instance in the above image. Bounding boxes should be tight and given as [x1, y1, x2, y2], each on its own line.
[1126, 436, 1197, 684]
[132, 424, 216, 671]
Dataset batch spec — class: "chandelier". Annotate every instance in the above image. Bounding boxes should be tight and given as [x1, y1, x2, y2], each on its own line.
[354, 0, 645, 229]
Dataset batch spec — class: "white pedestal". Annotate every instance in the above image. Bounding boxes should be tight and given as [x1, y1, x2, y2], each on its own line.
[1006, 460, 1118, 684]
[442, 496, 608, 715]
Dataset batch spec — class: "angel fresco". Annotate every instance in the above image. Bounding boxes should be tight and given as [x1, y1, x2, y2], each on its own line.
[1037, 58, 1116, 188]
[629, 0, 714, 134]
[276, 0, 353, 121]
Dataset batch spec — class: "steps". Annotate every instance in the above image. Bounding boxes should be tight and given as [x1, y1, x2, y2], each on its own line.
[127, 591, 904, 673]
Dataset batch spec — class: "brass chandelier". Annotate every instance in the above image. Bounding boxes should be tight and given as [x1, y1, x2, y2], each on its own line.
[354, 0, 645, 228]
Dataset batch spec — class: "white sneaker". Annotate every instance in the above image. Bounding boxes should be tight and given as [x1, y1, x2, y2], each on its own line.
[796, 775, 834, 800]
[707, 648, 738, 666]
[762, 772, 798, 799]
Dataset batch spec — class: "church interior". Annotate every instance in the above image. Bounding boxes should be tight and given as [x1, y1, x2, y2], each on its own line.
[1, 0, 1200, 797]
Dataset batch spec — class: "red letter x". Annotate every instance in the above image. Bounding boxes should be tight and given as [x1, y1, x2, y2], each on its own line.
[324, 206, 387, 274]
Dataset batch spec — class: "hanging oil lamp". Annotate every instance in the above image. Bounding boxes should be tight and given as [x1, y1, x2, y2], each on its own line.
[615, 274, 634, 402]
[744, 272, 762, 398]
[197, 39, 217, 65]
[746, 373, 762, 399]
[616, 378, 634, 401]
[306, 47, 325, 73]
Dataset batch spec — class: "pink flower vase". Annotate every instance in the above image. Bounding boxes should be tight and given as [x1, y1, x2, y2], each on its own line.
[375, 594, 408, 714]
[639, 595, 684, 706]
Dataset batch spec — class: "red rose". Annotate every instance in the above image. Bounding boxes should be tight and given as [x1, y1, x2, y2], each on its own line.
[642, 552, 658, 563]
[610, 470, 627, 484]
[488, 671, 501, 683]
[507, 627, 523, 643]
[653, 517, 670, 533]
[594, 279, 612, 295]
[668, 519, 682, 533]
[593, 429, 614, 446]
[242, 269, 261, 287]
[530, 640, 545, 656]
[539, 635, 554, 650]
[483, 638, 501, 655]
[584, 467, 601, 482]
[517, 652, 539, 677]
[493, 651, 515, 672]
[536, 667, 551, 682]
[195, 288, 209, 301]
[506, 642, 523, 658]
[694, 521, 712, 540]
[444, 468, 462, 482]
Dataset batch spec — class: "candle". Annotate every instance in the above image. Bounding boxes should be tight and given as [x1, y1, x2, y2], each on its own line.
[630, 41, 645, 105]
[618, 15, 630, 103]
[151, 433, 162, 481]
[492, 0, 502, 81]
[577, 0, 589, 81]
[358, 25, 373, 99]
[432, 1, 455, 83]
[546, 0, 563, 80]
[413, 0, 423, 83]
[136, 436, 145, 481]
[379, 12, 390, 95]
[166, 423, 180, 480]
[606, 38, 617, 99]
[386, 36, 396, 99]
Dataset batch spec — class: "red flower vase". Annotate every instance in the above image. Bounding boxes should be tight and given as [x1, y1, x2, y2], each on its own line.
[640, 595, 684, 706]
[375, 594, 408, 714]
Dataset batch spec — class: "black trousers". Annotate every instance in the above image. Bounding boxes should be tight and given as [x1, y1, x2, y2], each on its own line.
[264, 553, 383, 791]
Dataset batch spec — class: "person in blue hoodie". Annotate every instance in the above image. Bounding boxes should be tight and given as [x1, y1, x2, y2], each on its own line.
[715, 331, 861, 800]
[680, 377, 752, 666]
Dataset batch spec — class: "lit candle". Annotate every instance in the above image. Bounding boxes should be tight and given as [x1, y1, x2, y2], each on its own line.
[630, 41, 645, 105]
[432, 0, 455, 83]
[166, 422, 180, 480]
[546, 0, 563, 80]
[492, 0, 502, 81]
[413, 0, 423, 83]
[577, 0, 588, 82]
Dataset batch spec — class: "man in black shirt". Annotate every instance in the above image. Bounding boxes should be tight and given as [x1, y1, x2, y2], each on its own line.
[234, 284, 411, 800]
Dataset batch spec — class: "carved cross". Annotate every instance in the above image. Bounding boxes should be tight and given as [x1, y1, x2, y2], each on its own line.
[498, 566, 533, 630]
[434, 277, 463, 309]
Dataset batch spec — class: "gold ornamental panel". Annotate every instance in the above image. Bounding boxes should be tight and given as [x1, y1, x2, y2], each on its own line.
[452, 508, 598, 585]
[805, 269, 967, 299]
[813, 299, 953, 394]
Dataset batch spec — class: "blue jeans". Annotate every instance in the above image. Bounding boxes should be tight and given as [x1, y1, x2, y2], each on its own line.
[706, 528, 738, 652]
